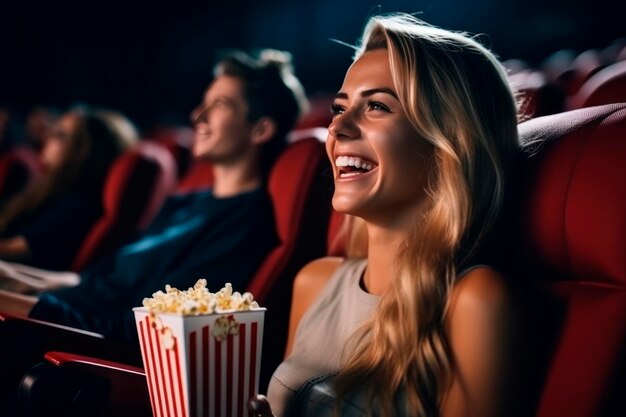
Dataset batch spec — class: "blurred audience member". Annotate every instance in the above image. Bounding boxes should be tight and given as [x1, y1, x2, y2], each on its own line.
[23, 106, 60, 152]
[0, 106, 138, 269]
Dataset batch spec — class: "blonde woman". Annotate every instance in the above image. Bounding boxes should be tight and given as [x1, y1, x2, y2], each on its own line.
[255, 13, 524, 417]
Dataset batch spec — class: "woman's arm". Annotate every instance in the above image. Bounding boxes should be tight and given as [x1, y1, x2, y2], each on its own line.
[283, 256, 344, 358]
[0, 288, 39, 315]
[441, 267, 515, 417]
[0, 260, 79, 293]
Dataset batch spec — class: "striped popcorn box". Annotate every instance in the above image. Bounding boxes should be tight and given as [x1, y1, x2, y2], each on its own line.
[133, 307, 265, 417]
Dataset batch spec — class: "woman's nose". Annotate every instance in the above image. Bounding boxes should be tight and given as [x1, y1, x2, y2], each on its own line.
[189, 105, 206, 125]
[328, 110, 360, 141]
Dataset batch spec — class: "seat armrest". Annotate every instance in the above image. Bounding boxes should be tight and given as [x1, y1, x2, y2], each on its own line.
[0, 312, 142, 365]
[18, 352, 152, 417]
[44, 351, 145, 378]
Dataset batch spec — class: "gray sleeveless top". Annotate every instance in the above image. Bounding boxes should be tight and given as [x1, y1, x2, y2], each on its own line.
[267, 259, 378, 417]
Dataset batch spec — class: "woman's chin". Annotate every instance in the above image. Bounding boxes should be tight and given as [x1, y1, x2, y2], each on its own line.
[332, 195, 367, 217]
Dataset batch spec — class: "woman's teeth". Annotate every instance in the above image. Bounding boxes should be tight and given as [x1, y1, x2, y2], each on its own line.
[335, 156, 375, 171]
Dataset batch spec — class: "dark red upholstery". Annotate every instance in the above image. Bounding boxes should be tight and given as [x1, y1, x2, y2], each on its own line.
[518, 103, 626, 417]
[145, 125, 195, 181]
[0, 146, 42, 203]
[567, 61, 626, 110]
[246, 135, 331, 388]
[246, 135, 329, 302]
[326, 210, 347, 257]
[175, 159, 214, 193]
[70, 142, 177, 271]
[509, 70, 566, 119]
[559, 49, 605, 97]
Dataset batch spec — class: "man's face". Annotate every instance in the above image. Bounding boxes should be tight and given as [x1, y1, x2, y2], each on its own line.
[190, 75, 256, 163]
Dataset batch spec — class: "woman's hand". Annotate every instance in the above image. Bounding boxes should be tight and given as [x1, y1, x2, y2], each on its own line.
[0, 261, 29, 292]
[248, 394, 275, 417]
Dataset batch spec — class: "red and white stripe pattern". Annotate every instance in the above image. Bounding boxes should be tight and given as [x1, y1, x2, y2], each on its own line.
[135, 310, 264, 417]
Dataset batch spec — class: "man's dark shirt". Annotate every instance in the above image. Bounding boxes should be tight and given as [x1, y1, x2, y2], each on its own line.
[29, 187, 278, 342]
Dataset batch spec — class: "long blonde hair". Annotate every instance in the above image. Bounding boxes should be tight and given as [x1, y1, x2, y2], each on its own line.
[333, 14, 519, 417]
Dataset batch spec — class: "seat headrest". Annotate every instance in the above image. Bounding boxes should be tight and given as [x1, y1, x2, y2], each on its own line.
[518, 103, 626, 285]
[267, 136, 327, 242]
[568, 61, 626, 110]
[103, 142, 177, 229]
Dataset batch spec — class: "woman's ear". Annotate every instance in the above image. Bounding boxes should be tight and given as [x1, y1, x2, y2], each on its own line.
[251, 117, 277, 145]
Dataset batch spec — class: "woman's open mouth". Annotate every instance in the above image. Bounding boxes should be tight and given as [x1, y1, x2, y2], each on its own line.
[335, 155, 378, 178]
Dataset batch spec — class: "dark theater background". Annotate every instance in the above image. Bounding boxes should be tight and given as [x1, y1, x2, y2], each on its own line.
[0, 0, 623, 131]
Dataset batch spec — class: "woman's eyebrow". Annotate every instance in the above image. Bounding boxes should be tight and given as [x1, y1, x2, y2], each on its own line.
[361, 87, 399, 99]
[334, 88, 399, 101]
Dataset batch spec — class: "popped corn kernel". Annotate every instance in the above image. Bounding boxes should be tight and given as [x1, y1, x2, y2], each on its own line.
[142, 280, 261, 315]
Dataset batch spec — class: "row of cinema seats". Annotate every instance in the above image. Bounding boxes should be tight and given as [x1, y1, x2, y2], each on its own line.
[507, 37, 626, 120]
[1, 91, 625, 416]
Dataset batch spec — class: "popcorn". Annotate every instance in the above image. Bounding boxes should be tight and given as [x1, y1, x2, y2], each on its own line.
[141, 279, 260, 315]
[133, 280, 266, 417]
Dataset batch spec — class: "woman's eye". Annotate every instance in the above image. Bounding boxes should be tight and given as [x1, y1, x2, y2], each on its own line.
[367, 100, 390, 112]
[330, 103, 345, 116]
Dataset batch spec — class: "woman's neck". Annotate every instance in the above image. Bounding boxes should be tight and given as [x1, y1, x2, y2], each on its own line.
[363, 223, 409, 296]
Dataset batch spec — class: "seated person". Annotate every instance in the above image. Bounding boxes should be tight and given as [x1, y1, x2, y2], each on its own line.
[252, 13, 525, 417]
[0, 48, 309, 343]
[0, 106, 137, 270]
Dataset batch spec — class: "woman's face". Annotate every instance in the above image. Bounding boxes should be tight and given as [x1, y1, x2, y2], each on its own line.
[327, 48, 433, 227]
[41, 112, 78, 171]
[190, 75, 255, 162]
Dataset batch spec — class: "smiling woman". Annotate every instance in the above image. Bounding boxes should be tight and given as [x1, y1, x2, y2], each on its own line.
[328, 49, 434, 228]
[253, 12, 525, 417]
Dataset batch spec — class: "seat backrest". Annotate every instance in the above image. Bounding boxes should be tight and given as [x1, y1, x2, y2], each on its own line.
[70, 141, 177, 272]
[144, 125, 196, 181]
[518, 103, 626, 417]
[0, 146, 42, 204]
[567, 60, 626, 110]
[175, 159, 214, 193]
[509, 70, 566, 120]
[561, 49, 605, 97]
[246, 132, 332, 389]
[246, 135, 330, 300]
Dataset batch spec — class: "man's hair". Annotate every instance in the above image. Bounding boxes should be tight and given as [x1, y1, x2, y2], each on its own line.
[214, 49, 309, 175]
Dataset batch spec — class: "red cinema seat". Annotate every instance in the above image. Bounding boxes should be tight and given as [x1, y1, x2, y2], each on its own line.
[144, 125, 196, 181]
[70, 141, 177, 271]
[518, 103, 626, 417]
[175, 159, 214, 193]
[508, 70, 566, 119]
[559, 49, 605, 97]
[567, 61, 626, 110]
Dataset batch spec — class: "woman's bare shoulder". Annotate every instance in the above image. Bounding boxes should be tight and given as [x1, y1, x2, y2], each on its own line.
[293, 257, 345, 296]
[446, 266, 513, 338]
[450, 266, 510, 313]
[298, 256, 345, 276]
